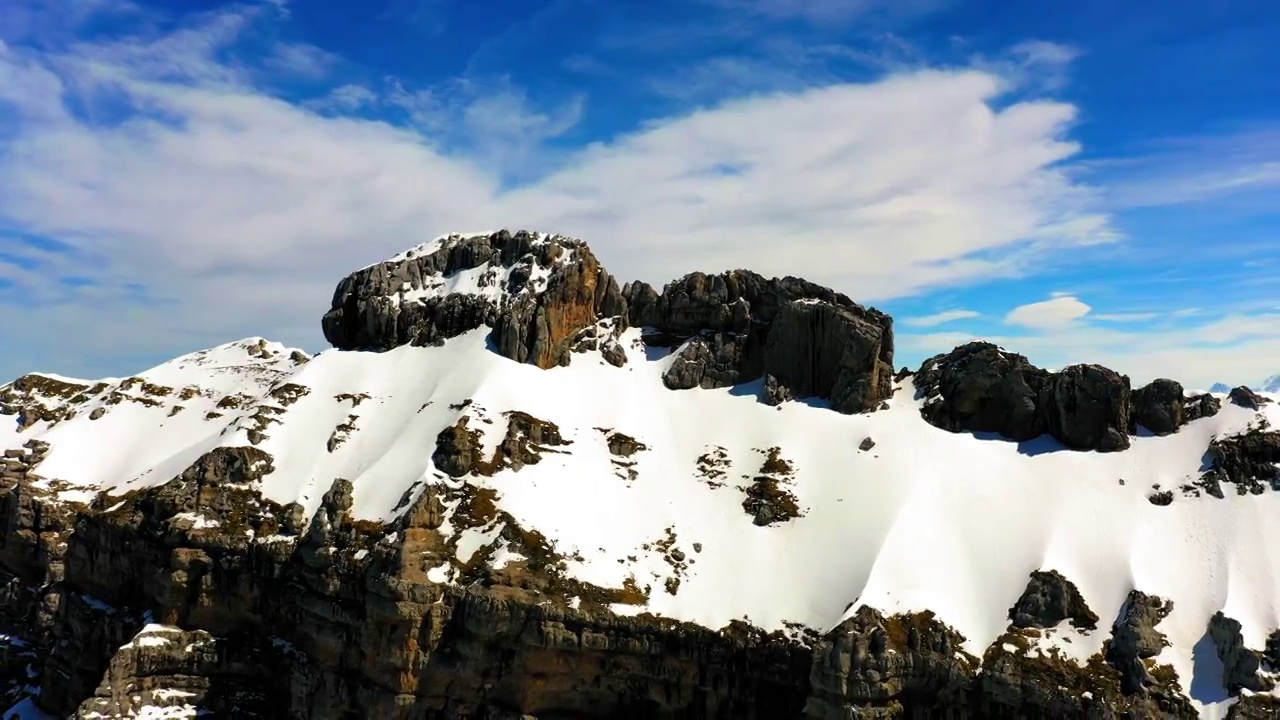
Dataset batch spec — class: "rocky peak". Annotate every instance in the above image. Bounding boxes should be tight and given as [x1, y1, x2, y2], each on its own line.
[322, 232, 896, 413]
[914, 342, 1220, 452]
[627, 270, 895, 413]
[322, 230, 628, 369]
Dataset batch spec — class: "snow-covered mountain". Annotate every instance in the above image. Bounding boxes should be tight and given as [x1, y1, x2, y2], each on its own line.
[2, 230, 1279, 719]
[1210, 377, 1280, 395]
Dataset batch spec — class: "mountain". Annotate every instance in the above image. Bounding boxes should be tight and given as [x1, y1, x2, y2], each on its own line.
[1211, 382, 1233, 394]
[2, 230, 1279, 719]
[1265, 375, 1280, 393]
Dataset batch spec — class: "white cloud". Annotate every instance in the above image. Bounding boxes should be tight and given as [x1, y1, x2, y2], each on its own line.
[902, 309, 980, 327]
[969, 40, 1080, 94]
[1097, 129, 1280, 209]
[1092, 312, 1159, 322]
[0, 10, 1116, 380]
[1004, 295, 1092, 329]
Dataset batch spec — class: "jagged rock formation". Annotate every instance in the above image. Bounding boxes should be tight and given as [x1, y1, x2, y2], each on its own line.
[1106, 590, 1175, 694]
[915, 343, 1222, 451]
[805, 606, 977, 718]
[322, 232, 895, 413]
[807, 577, 1197, 719]
[629, 272, 894, 413]
[1200, 428, 1280, 495]
[322, 230, 629, 370]
[1230, 386, 1272, 410]
[1132, 378, 1221, 435]
[1007, 569, 1099, 630]
[1208, 612, 1275, 694]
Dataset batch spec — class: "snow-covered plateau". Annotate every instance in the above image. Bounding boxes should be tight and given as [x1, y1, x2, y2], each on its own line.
[1, 230, 1278, 719]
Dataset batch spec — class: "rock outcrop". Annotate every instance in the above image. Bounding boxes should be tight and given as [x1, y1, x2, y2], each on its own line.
[1207, 612, 1275, 694]
[1229, 385, 1272, 410]
[1201, 428, 1280, 495]
[1007, 569, 1099, 630]
[808, 585, 1197, 719]
[1106, 590, 1175, 694]
[322, 232, 895, 414]
[915, 342, 1133, 451]
[322, 230, 628, 369]
[1131, 378, 1220, 435]
[914, 344, 1238, 451]
[629, 271, 894, 413]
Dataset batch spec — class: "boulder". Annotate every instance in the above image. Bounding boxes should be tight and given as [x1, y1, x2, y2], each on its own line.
[915, 343, 1132, 451]
[1007, 569, 1098, 630]
[1105, 590, 1173, 694]
[321, 230, 628, 369]
[1229, 386, 1271, 410]
[1043, 364, 1131, 452]
[1208, 611, 1275, 694]
[1202, 429, 1280, 494]
[1132, 378, 1186, 434]
[638, 271, 893, 413]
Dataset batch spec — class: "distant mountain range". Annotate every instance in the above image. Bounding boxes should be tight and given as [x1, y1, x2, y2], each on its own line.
[1211, 375, 1280, 394]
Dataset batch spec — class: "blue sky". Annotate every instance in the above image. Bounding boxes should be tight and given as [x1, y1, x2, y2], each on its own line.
[0, 0, 1277, 387]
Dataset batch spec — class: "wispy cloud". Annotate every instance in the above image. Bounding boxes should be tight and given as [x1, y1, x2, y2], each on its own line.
[902, 309, 980, 327]
[1004, 295, 1092, 329]
[1098, 128, 1280, 208]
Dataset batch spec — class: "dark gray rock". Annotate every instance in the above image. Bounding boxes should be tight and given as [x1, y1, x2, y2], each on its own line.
[1202, 429, 1280, 494]
[915, 344, 1133, 451]
[1008, 569, 1098, 630]
[432, 419, 481, 478]
[805, 606, 975, 719]
[915, 343, 1052, 443]
[1208, 611, 1275, 694]
[858, 437, 875, 452]
[1044, 364, 1131, 452]
[1132, 378, 1187, 435]
[322, 230, 627, 370]
[1184, 392, 1222, 422]
[639, 271, 893, 413]
[764, 300, 892, 415]
[662, 337, 713, 390]
[1106, 590, 1173, 694]
[1229, 386, 1272, 410]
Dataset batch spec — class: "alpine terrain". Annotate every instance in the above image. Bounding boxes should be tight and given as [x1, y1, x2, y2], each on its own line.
[2, 230, 1279, 719]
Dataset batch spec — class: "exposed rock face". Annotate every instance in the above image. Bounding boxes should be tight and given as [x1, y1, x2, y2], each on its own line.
[806, 606, 977, 719]
[1201, 428, 1280, 494]
[321, 230, 628, 369]
[915, 343, 1132, 451]
[432, 411, 571, 479]
[1044, 364, 1132, 451]
[1106, 590, 1174, 694]
[1132, 378, 1220, 435]
[1229, 385, 1272, 410]
[630, 271, 894, 413]
[1008, 569, 1099, 630]
[1208, 612, 1275, 694]
[323, 233, 894, 412]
